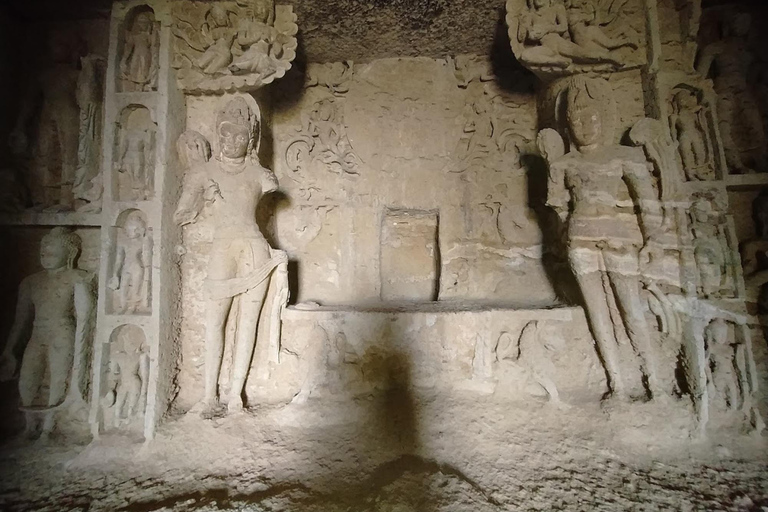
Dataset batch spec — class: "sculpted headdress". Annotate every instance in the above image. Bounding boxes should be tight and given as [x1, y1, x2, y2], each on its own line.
[216, 96, 262, 154]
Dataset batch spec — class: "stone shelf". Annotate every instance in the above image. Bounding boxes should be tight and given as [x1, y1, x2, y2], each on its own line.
[725, 174, 768, 189]
[0, 211, 103, 227]
[284, 303, 576, 320]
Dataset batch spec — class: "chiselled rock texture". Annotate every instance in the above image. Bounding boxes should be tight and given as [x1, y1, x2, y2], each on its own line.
[0, 0, 767, 509]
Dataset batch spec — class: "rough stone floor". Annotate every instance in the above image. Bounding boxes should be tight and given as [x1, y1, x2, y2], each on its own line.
[0, 390, 766, 511]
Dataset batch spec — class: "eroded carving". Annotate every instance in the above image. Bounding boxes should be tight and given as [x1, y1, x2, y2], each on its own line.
[103, 325, 149, 429]
[505, 321, 566, 406]
[0, 168, 29, 213]
[741, 192, 768, 311]
[450, 89, 525, 174]
[115, 105, 156, 201]
[506, 0, 642, 79]
[10, 32, 88, 210]
[0, 228, 95, 439]
[697, 12, 767, 173]
[285, 98, 360, 177]
[689, 192, 735, 299]
[307, 61, 354, 95]
[109, 210, 153, 315]
[171, 1, 298, 93]
[119, 7, 160, 93]
[540, 76, 663, 400]
[74, 54, 105, 212]
[453, 54, 494, 88]
[175, 96, 288, 417]
[669, 87, 715, 181]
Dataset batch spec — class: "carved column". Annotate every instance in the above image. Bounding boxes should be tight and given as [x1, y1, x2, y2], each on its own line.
[90, 0, 184, 441]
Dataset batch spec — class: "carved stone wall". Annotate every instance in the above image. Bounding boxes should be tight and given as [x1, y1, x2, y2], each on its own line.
[0, 1, 767, 507]
[269, 58, 553, 307]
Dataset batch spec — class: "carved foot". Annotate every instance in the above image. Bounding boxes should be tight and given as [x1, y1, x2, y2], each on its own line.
[227, 396, 244, 415]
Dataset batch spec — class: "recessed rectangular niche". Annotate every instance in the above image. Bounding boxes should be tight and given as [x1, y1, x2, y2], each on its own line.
[101, 324, 149, 432]
[114, 105, 157, 201]
[118, 6, 159, 93]
[107, 209, 153, 315]
[380, 208, 439, 302]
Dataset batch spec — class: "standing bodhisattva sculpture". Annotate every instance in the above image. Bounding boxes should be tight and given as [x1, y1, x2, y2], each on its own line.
[175, 96, 288, 418]
[539, 76, 664, 400]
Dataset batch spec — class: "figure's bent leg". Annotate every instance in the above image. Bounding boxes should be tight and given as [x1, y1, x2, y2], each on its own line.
[609, 272, 663, 398]
[228, 281, 269, 412]
[551, 34, 608, 63]
[520, 43, 571, 68]
[584, 26, 634, 50]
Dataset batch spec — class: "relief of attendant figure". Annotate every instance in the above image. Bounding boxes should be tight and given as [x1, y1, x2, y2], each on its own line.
[542, 76, 664, 400]
[174, 97, 288, 418]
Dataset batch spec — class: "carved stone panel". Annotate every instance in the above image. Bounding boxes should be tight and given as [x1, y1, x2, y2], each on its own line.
[101, 325, 149, 431]
[667, 85, 722, 181]
[114, 105, 157, 201]
[505, 0, 646, 81]
[108, 209, 153, 315]
[118, 6, 160, 93]
[171, 1, 298, 93]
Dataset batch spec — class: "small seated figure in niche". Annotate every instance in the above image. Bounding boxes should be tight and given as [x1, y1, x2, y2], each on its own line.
[0, 228, 94, 439]
[175, 97, 288, 418]
[670, 90, 712, 180]
[704, 318, 740, 410]
[119, 11, 159, 92]
[109, 213, 152, 314]
[229, 0, 277, 76]
[541, 76, 664, 401]
[105, 329, 149, 428]
[115, 114, 154, 201]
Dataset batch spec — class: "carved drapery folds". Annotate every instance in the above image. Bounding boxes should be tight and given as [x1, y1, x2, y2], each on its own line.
[171, 0, 298, 93]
